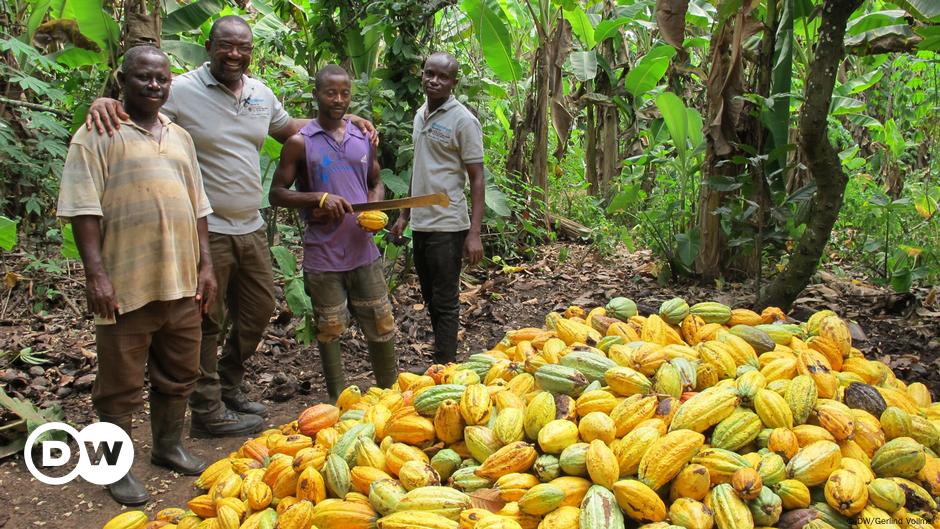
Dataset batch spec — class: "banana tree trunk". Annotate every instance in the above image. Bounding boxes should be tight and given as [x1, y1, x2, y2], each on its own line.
[757, 0, 864, 311]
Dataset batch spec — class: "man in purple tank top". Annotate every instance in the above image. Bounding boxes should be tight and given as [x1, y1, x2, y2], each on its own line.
[269, 65, 397, 399]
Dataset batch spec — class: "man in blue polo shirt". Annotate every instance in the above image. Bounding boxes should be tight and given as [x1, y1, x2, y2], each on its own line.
[269, 65, 397, 399]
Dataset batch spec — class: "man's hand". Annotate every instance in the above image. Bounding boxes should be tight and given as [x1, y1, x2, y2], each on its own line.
[319, 193, 353, 220]
[347, 114, 379, 147]
[85, 272, 119, 321]
[85, 98, 128, 136]
[388, 216, 409, 245]
[195, 264, 217, 315]
[463, 231, 483, 265]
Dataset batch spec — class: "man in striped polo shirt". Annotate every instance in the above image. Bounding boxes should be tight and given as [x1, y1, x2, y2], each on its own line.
[58, 46, 212, 506]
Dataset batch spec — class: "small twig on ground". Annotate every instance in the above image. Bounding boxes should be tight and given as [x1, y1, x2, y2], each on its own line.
[59, 290, 83, 317]
[0, 287, 13, 320]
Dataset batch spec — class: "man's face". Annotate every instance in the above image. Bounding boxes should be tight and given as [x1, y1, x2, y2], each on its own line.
[421, 56, 456, 100]
[206, 23, 253, 85]
[120, 53, 171, 114]
[315, 74, 351, 121]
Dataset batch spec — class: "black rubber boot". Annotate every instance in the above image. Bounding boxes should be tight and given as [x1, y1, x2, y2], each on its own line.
[367, 340, 398, 389]
[149, 393, 207, 475]
[222, 389, 267, 417]
[319, 341, 346, 401]
[99, 414, 150, 506]
[190, 407, 264, 439]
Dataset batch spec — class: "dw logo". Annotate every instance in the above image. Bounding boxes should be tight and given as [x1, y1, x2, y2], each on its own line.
[24, 422, 134, 486]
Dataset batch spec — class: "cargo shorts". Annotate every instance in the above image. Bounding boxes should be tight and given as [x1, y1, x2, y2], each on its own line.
[303, 258, 395, 343]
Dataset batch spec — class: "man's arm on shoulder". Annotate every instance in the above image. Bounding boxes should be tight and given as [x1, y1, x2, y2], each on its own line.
[270, 116, 379, 147]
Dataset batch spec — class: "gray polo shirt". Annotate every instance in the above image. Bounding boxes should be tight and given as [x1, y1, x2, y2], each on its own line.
[410, 96, 484, 232]
[162, 63, 291, 235]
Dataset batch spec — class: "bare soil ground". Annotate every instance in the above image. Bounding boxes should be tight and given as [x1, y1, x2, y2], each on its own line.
[0, 243, 937, 529]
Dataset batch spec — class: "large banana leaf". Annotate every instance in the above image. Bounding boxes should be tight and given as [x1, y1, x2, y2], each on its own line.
[163, 0, 226, 35]
[893, 0, 940, 22]
[766, 0, 793, 183]
[59, 0, 120, 51]
[162, 39, 209, 67]
[570, 50, 597, 81]
[461, 0, 523, 82]
[564, 6, 595, 49]
[656, 91, 689, 157]
[916, 26, 940, 50]
[625, 45, 676, 98]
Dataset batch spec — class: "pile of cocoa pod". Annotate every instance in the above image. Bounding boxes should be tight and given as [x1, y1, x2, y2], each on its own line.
[103, 299, 940, 529]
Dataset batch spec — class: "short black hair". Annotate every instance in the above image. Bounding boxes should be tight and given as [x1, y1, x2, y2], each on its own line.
[426, 52, 459, 77]
[314, 64, 350, 91]
[209, 15, 251, 41]
[121, 45, 167, 73]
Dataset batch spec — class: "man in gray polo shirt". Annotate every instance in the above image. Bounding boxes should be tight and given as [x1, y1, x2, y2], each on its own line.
[389, 52, 484, 365]
[86, 16, 376, 437]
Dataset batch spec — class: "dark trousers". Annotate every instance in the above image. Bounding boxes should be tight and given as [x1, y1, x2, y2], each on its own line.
[412, 230, 467, 364]
[93, 298, 201, 419]
[190, 228, 275, 418]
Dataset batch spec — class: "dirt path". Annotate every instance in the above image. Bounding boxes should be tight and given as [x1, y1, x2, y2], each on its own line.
[0, 243, 937, 528]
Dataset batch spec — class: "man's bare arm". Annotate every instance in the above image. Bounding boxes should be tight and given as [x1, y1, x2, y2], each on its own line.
[463, 162, 485, 265]
[72, 215, 119, 320]
[367, 148, 384, 203]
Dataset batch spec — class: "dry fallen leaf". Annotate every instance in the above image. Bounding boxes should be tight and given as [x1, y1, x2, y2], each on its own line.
[469, 488, 506, 513]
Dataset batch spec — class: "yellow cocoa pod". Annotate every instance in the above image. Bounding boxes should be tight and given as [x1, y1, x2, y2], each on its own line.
[496, 473, 540, 502]
[578, 411, 616, 443]
[638, 429, 706, 490]
[731, 467, 763, 501]
[586, 439, 619, 489]
[476, 442, 538, 481]
[614, 426, 661, 476]
[612, 479, 667, 522]
[538, 419, 580, 454]
[538, 505, 580, 529]
[575, 390, 618, 417]
[786, 440, 842, 486]
[669, 498, 715, 529]
[460, 384, 493, 426]
[670, 463, 711, 501]
[772, 479, 810, 509]
[357, 210, 388, 232]
[102, 511, 149, 529]
[824, 468, 868, 516]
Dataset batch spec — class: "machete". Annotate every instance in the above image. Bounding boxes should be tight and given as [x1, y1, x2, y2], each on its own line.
[350, 192, 449, 212]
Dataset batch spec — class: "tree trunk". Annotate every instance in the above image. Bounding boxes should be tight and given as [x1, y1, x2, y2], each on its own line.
[584, 0, 619, 198]
[695, 16, 743, 279]
[507, 11, 568, 219]
[123, 0, 161, 49]
[757, 0, 864, 311]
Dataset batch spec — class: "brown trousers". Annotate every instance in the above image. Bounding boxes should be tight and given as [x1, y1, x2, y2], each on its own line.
[190, 228, 275, 417]
[92, 298, 201, 419]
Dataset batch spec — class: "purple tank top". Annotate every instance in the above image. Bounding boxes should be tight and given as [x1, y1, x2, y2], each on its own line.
[298, 120, 380, 273]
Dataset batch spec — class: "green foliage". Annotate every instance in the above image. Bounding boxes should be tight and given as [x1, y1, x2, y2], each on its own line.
[270, 245, 315, 345]
[0, 216, 17, 250]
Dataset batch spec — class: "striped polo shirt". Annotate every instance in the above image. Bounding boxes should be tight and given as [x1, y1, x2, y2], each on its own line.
[57, 115, 212, 321]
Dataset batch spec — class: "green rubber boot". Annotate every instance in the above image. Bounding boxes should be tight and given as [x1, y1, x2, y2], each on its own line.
[367, 340, 398, 389]
[318, 341, 346, 401]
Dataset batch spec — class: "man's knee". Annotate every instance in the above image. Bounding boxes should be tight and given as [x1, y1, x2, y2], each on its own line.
[315, 305, 348, 343]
